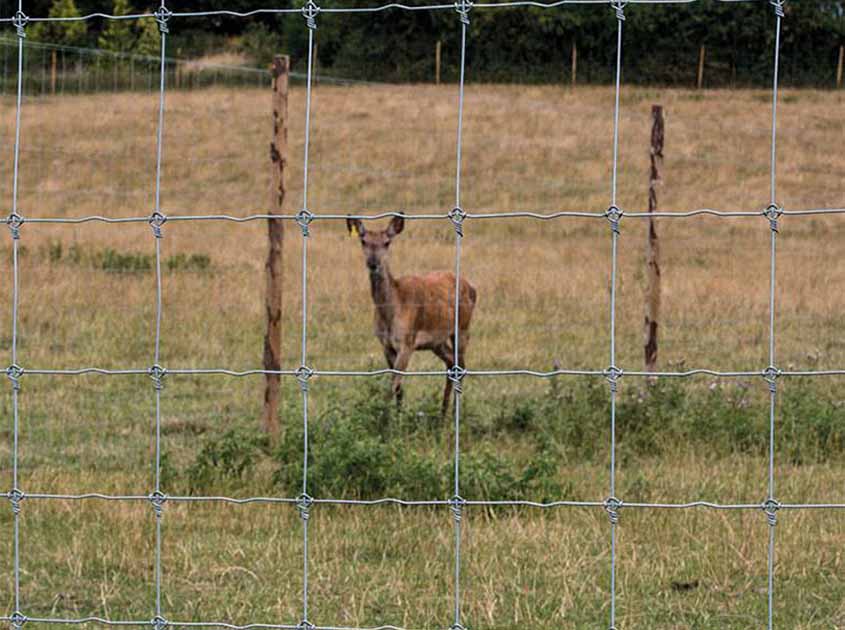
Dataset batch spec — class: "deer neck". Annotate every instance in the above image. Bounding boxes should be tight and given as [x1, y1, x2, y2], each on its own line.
[369, 260, 399, 324]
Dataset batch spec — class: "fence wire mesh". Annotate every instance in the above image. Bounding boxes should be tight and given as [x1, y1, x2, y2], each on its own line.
[3, 0, 845, 629]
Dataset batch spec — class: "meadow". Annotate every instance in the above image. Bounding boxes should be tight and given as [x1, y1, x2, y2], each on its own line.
[0, 80, 844, 628]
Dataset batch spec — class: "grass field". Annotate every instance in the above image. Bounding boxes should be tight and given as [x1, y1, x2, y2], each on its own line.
[1, 82, 845, 628]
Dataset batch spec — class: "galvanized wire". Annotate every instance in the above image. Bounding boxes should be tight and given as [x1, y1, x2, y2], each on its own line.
[4, 1, 843, 629]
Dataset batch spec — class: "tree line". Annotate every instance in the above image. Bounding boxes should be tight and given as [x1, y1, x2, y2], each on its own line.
[4, 0, 844, 86]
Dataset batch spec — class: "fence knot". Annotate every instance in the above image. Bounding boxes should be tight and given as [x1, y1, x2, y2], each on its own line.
[6, 364, 23, 391]
[762, 498, 781, 526]
[150, 616, 168, 630]
[6, 213, 23, 240]
[762, 365, 780, 393]
[295, 365, 313, 392]
[603, 365, 622, 394]
[449, 495, 465, 523]
[605, 205, 623, 234]
[9, 612, 27, 629]
[449, 624, 467, 630]
[296, 493, 313, 521]
[302, 0, 320, 30]
[12, 11, 28, 38]
[7, 488, 24, 515]
[764, 204, 782, 233]
[149, 211, 167, 238]
[448, 207, 466, 237]
[148, 364, 167, 390]
[447, 365, 466, 394]
[610, 0, 626, 21]
[770, 0, 785, 18]
[296, 209, 314, 237]
[454, 0, 472, 25]
[604, 496, 622, 524]
[153, 7, 171, 34]
[149, 491, 167, 518]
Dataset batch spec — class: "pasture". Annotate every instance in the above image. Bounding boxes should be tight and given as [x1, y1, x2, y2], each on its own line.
[1, 82, 845, 627]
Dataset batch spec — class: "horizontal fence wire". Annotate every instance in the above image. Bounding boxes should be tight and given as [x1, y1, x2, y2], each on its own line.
[3, 0, 842, 629]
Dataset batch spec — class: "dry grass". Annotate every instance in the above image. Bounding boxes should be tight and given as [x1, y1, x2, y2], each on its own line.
[0, 83, 844, 627]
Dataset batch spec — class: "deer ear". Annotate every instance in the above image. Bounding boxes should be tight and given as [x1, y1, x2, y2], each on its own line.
[387, 213, 405, 238]
[346, 217, 364, 238]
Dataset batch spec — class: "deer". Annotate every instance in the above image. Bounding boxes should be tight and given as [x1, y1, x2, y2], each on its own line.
[346, 214, 478, 416]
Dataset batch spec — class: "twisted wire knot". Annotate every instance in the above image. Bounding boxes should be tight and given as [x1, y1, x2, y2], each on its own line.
[295, 365, 313, 392]
[153, 7, 171, 33]
[296, 493, 313, 521]
[6, 212, 23, 240]
[447, 365, 466, 395]
[6, 364, 23, 391]
[296, 209, 314, 236]
[454, 0, 472, 25]
[604, 365, 622, 394]
[449, 495, 465, 523]
[448, 207, 466, 237]
[149, 491, 166, 518]
[762, 366, 780, 393]
[149, 211, 166, 238]
[770, 0, 785, 18]
[450, 625, 467, 630]
[604, 496, 622, 525]
[611, 0, 626, 21]
[8, 488, 24, 515]
[12, 11, 28, 38]
[151, 616, 168, 630]
[764, 204, 782, 233]
[762, 498, 781, 526]
[302, 0, 320, 29]
[10, 612, 27, 629]
[149, 364, 166, 390]
[605, 205, 623, 234]
[297, 620, 314, 630]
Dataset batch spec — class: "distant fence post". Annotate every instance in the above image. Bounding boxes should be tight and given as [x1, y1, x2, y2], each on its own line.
[697, 45, 705, 89]
[645, 104, 663, 374]
[837, 44, 843, 89]
[263, 54, 289, 439]
[50, 50, 57, 95]
[571, 41, 577, 86]
[436, 40, 441, 85]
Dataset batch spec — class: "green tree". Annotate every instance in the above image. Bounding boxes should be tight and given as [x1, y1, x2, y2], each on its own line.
[98, 0, 136, 53]
[134, 14, 160, 57]
[30, 0, 87, 46]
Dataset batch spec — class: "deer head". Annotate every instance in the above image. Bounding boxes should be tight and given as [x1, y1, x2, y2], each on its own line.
[346, 214, 405, 274]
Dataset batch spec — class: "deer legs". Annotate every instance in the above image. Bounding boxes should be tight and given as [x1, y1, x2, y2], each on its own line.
[391, 346, 414, 409]
[434, 342, 464, 417]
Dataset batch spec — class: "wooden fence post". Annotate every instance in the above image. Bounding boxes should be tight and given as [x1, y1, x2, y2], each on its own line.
[697, 45, 705, 89]
[263, 55, 289, 439]
[571, 41, 577, 87]
[50, 50, 57, 95]
[837, 44, 843, 89]
[644, 104, 663, 374]
[435, 40, 441, 85]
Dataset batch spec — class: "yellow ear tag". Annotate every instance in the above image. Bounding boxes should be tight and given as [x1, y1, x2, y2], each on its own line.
[350, 224, 359, 238]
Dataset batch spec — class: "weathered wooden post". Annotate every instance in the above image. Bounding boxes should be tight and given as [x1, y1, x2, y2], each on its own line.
[263, 54, 288, 439]
[571, 41, 577, 87]
[837, 45, 844, 89]
[50, 50, 57, 95]
[435, 40, 441, 85]
[644, 104, 663, 374]
[697, 45, 705, 90]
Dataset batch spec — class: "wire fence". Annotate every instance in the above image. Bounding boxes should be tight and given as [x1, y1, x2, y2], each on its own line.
[4, 0, 845, 629]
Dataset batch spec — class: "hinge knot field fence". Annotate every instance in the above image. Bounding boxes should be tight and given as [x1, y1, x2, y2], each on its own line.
[3, 0, 845, 628]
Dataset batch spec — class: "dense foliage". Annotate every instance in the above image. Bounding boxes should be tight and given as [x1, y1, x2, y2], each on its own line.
[3, 0, 844, 85]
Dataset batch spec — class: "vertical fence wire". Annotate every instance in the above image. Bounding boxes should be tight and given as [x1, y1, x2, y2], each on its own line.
[765, 2, 785, 629]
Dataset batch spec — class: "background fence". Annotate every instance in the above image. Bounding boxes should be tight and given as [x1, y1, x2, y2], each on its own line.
[3, 1, 845, 630]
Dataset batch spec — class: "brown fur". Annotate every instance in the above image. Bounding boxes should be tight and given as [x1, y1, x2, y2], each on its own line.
[347, 215, 478, 415]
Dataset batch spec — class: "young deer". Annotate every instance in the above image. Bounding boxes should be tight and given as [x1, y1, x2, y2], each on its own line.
[347, 215, 478, 416]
